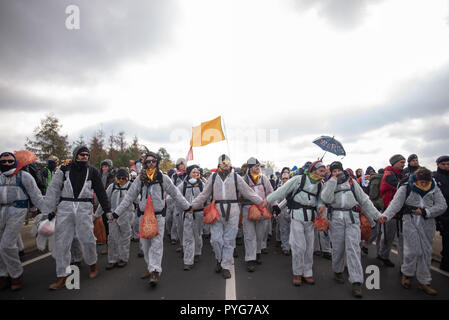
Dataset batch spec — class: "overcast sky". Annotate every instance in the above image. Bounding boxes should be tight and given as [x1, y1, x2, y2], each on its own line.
[1, 0, 448, 172]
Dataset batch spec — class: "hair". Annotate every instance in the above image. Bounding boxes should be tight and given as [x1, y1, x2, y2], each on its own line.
[415, 167, 432, 182]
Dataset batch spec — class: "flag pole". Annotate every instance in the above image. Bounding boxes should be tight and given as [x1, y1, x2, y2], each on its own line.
[221, 116, 231, 159]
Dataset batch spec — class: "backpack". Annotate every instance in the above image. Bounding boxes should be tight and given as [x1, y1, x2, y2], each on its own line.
[369, 173, 384, 211]
[182, 179, 204, 197]
[286, 174, 322, 209]
[22, 164, 46, 193]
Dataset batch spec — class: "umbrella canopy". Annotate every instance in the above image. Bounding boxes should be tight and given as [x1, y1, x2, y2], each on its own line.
[313, 136, 346, 158]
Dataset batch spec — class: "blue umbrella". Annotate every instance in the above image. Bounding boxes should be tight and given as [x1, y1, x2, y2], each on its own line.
[313, 135, 346, 160]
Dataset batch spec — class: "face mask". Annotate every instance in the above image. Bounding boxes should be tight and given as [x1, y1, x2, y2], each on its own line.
[189, 178, 198, 185]
[0, 164, 15, 173]
[337, 173, 346, 184]
[74, 160, 88, 168]
[48, 160, 57, 172]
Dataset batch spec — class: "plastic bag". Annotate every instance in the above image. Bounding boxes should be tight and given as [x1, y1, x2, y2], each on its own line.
[248, 204, 272, 221]
[38, 219, 55, 237]
[13, 150, 38, 174]
[203, 200, 220, 224]
[313, 215, 329, 231]
[360, 214, 371, 243]
[94, 217, 107, 244]
[138, 195, 158, 239]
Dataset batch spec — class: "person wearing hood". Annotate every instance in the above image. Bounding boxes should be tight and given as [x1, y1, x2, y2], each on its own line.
[179, 165, 205, 270]
[188, 155, 263, 279]
[379, 167, 447, 295]
[112, 152, 191, 286]
[434, 155, 449, 272]
[41, 155, 59, 195]
[0, 152, 47, 291]
[95, 169, 133, 270]
[403, 154, 420, 178]
[378, 154, 406, 268]
[240, 157, 279, 272]
[321, 161, 382, 298]
[43, 146, 111, 290]
[263, 161, 327, 287]
[171, 158, 188, 253]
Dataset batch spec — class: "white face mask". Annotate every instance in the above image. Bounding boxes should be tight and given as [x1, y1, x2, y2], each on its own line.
[2, 168, 16, 176]
[189, 178, 198, 184]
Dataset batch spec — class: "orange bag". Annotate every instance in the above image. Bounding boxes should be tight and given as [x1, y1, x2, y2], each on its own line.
[313, 215, 329, 231]
[13, 150, 38, 174]
[248, 204, 272, 221]
[360, 214, 371, 244]
[94, 218, 107, 244]
[138, 195, 159, 239]
[203, 200, 220, 224]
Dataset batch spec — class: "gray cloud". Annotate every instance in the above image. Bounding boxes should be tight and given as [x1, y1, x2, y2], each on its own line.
[0, 0, 177, 85]
[292, 0, 385, 30]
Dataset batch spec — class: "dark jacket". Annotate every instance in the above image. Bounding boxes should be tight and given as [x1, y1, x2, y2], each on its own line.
[434, 168, 449, 220]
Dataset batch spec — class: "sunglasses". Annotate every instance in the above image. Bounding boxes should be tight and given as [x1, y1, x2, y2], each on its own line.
[0, 159, 15, 164]
[145, 159, 157, 164]
[117, 177, 128, 181]
[79, 153, 90, 157]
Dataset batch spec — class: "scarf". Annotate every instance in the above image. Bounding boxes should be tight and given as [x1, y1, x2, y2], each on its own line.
[409, 174, 435, 197]
[146, 168, 156, 182]
[250, 172, 261, 184]
[308, 172, 323, 184]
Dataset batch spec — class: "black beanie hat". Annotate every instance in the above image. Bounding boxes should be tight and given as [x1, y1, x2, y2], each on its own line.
[330, 161, 343, 173]
[407, 154, 418, 163]
[116, 168, 128, 178]
[436, 155, 449, 164]
[186, 165, 200, 177]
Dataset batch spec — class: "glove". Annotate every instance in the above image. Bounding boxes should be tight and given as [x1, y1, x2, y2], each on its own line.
[47, 212, 56, 221]
[112, 213, 119, 219]
[272, 205, 281, 216]
[137, 209, 143, 217]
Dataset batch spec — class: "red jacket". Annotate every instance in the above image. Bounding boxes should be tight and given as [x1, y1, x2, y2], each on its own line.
[379, 165, 403, 209]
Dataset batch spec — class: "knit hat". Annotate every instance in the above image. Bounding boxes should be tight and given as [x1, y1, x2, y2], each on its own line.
[186, 164, 200, 177]
[176, 158, 186, 167]
[436, 155, 449, 164]
[407, 154, 418, 163]
[116, 168, 128, 178]
[101, 159, 113, 168]
[330, 161, 343, 173]
[389, 154, 405, 166]
[308, 161, 325, 172]
[218, 154, 231, 165]
[247, 157, 260, 169]
[72, 146, 89, 162]
[365, 166, 375, 175]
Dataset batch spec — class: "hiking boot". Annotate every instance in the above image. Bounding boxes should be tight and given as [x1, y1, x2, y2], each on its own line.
[292, 275, 302, 286]
[89, 264, 98, 279]
[302, 277, 315, 285]
[215, 260, 222, 273]
[0, 276, 11, 291]
[377, 256, 395, 267]
[401, 275, 411, 289]
[334, 272, 344, 284]
[261, 248, 268, 254]
[117, 260, 127, 268]
[222, 269, 231, 279]
[149, 271, 160, 286]
[10, 274, 23, 291]
[176, 247, 183, 253]
[106, 262, 117, 270]
[49, 277, 68, 290]
[361, 247, 368, 255]
[418, 283, 437, 296]
[282, 250, 291, 256]
[352, 283, 363, 298]
[247, 261, 256, 272]
[140, 271, 150, 279]
[322, 252, 332, 260]
[183, 264, 193, 271]
[194, 255, 200, 263]
[256, 253, 262, 265]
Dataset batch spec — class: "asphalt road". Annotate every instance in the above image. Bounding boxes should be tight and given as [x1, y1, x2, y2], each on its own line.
[2, 234, 449, 300]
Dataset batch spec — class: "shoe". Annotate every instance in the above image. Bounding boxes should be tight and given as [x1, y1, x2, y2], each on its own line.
[215, 260, 222, 273]
[117, 260, 127, 268]
[149, 271, 160, 286]
[106, 263, 117, 270]
[352, 283, 363, 298]
[140, 271, 150, 279]
[302, 277, 315, 285]
[401, 275, 411, 289]
[0, 276, 11, 291]
[100, 245, 108, 255]
[247, 261, 256, 272]
[322, 252, 332, 260]
[222, 269, 231, 279]
[137, 252, 144, 258]
[194, 255, 200, 263]
[261, 248, 268, 254]
[89, 264, 99, 279]
[377, 255, 395, 267]
[176, 247, 183, 253]
[183, 264, 193, 271]
[418, 283, 437, 296]
[49, 277, 68, 290]
[256, 253, 262, 265]
[10, 274, 23, 291]
[292, 275, 302, 286]
[233, 250, 238, 258]
[361, 247, 368, 255]
[334, 272, 344, 284]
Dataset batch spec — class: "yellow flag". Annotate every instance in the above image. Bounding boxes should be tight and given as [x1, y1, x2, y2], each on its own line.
[190, 116, 226, 147]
